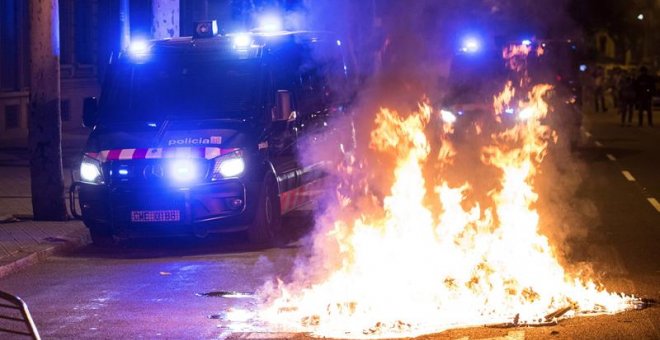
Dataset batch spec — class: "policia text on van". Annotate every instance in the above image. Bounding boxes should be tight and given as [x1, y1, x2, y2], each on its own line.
[71, 22, 350, 246]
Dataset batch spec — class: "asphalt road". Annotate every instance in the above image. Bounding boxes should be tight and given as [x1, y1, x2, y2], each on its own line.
[0, 110, 658, 340]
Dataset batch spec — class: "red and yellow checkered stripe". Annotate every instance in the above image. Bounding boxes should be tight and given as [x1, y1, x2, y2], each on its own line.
[279, 176, 328, 214]
[85, 147, 238, 162]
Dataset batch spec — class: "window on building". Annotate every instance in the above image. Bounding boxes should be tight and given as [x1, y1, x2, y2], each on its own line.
[0, 0, 19, 90]
[5, 105, 19, 129]
[59, 0, 74, 65]
[74, 1, 95, 64]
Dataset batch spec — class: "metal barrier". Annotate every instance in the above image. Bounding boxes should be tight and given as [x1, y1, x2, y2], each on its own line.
[0, 290, 41, 340]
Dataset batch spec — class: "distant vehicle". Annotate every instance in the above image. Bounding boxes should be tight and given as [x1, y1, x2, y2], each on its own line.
[442, 38, 582, 149]
[70, 21, 351, 246]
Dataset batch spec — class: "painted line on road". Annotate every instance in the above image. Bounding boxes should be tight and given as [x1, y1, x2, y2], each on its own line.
[606, 153, 616, 161]
[476, 331, 526, 340]
[584, 130, 592, 138]
[648, 198, 660, 213]
[621, 170, 636, 182]
[594, 140, 603, 147]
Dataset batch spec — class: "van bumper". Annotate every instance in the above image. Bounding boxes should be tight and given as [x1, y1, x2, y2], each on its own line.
[78, 179, 261, 238]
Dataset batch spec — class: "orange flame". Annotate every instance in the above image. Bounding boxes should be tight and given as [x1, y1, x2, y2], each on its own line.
[256, 49, 632, 339]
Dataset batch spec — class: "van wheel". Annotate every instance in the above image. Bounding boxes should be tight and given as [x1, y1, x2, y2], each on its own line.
[85, 221, 115, 247]
[248, 177, 282, 246]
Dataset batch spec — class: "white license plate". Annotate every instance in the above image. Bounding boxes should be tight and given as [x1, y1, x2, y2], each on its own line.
[130, 210, 181, 222]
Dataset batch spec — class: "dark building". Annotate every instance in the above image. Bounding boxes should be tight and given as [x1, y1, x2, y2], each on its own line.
[0, 0, 260, 137]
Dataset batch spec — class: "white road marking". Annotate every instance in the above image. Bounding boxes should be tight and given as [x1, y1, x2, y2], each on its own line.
[621, 170, 636, 181]
[648, 198, 660, 213]
[606, 153, 616, 161]
[595, 140, 603, 147]
[466, 331, 525, 340]
[585, 131, 592, 137]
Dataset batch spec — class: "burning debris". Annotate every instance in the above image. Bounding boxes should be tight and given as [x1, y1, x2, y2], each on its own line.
[251, 43, 636, 338]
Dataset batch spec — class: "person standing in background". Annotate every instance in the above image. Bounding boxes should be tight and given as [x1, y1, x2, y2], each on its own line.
[634, 67, 656, 127]
[593, 67, 607, 112]
[618, 73, 636, 126]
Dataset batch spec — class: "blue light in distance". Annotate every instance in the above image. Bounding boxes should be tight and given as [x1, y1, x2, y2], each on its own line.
[521, 39, 532, 46]
[579, 64, 587, 72]
[118, 169, 129, 176]
[336, 40, 342, 46]
[460, 37, 481, 53]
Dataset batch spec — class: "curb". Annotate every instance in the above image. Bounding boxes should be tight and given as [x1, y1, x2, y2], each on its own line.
[0, 226, 90, 279]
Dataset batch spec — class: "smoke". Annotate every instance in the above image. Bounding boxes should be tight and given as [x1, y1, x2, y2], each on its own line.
[262, 0, 597, 309]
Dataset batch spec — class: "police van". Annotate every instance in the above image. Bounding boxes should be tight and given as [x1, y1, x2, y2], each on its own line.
[71, 21, 350, 246]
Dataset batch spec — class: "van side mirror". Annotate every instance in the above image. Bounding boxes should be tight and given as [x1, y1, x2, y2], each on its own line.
[82, 97, 98, 128]
[274, 90, 292, 122]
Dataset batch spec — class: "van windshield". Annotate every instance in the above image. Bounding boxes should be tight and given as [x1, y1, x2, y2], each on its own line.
[446, 53, 507, 105]
[99, 59, 262, 123]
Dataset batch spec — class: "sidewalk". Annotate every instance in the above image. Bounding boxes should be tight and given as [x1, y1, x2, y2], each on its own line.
[0, 130, 90, 279]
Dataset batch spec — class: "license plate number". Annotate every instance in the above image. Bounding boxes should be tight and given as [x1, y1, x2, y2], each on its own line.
[130, 210, 181, 222]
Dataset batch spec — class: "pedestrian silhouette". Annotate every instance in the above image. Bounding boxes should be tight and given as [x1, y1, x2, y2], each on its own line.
[593, 67, 607, 112]
[634, 66, 655, 127]
[618, 74, 635, 126]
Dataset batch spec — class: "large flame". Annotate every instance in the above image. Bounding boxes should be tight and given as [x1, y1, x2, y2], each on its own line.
[255, 46, 633, 338]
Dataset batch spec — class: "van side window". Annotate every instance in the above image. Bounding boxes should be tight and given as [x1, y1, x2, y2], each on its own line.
[297, 67, 326, 115]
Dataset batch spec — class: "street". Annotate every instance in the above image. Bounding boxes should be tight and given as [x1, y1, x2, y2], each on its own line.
[0, 110, 658, 339]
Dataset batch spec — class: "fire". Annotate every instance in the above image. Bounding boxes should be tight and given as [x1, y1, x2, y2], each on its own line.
[255, 48, 633, 338]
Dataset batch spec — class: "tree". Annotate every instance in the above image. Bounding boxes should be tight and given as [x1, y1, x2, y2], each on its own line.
[28, 0, 68, 221]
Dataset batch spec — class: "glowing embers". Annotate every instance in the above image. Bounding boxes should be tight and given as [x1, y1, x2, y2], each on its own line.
[256, 87, 633, 337]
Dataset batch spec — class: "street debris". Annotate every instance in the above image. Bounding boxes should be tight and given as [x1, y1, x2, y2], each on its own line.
[196, 291, 255, 299]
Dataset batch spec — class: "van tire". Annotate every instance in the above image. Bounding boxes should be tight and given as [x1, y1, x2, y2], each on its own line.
[85, 221, 115, 247]
[248, 176, 282, 246]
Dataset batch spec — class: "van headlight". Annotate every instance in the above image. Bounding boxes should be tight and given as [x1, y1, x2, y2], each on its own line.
[80, 155, 104, 184]
[211, 150, 245, 180]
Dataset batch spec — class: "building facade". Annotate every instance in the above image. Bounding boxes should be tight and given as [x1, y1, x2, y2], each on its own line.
[0, 0, 310, 138]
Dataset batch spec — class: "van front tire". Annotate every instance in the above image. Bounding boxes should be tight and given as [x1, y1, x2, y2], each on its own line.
[247, 177, 282, 246]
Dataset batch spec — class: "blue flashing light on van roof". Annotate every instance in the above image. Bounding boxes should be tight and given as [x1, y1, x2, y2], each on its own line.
[128, 39, 150, 58]
[521, 39, 532, 46]
[254, 14, 283, 32]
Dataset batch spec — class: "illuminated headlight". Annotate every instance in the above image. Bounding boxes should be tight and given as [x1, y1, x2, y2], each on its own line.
[80, 155, 104, 184]
[440, 109, 457, 124]
[211, 151, 245, 180]
[518, 107, 536, 120]
[167, 159, 199, 183]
